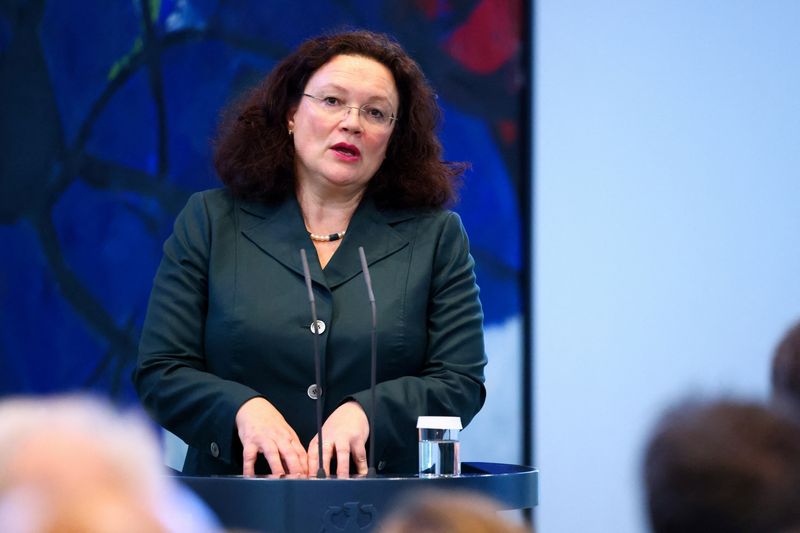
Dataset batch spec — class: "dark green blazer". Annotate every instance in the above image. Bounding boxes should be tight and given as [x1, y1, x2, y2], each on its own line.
[134, 188, 486, 475]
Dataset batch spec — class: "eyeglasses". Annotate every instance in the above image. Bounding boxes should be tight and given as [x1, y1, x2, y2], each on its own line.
[302, 93, 397, 129]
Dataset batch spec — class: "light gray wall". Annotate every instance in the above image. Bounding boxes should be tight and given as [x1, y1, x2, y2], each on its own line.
[535, 2, 800, 531]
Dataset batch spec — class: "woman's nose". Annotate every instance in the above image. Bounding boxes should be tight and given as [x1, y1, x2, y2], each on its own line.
[339, 106, 364, 133]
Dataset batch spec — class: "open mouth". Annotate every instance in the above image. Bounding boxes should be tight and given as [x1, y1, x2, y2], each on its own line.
[331, 142, 361, 158]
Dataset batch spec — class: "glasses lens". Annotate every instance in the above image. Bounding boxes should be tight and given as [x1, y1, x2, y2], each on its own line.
[360, 105, 392, 126]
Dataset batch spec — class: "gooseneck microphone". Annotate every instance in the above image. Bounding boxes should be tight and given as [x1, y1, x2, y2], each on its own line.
[300, 249, 326, 479]
[357, 246, 378, 477]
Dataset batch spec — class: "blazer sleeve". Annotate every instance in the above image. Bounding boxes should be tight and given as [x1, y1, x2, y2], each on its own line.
[133, 192, 260, 466]
[349, 211, 487, 472]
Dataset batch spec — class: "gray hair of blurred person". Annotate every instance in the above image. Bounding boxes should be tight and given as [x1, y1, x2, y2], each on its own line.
[375, 490, 532, 533]
[0, 395, 219, 532]
[643, 397, 800, 533]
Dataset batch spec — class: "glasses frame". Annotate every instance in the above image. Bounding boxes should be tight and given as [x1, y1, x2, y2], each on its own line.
[301, 93, 397, 128]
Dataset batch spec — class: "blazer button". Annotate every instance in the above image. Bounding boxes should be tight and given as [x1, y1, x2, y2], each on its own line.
[210, 442, 220, 458]
[377, 460, 386, 471]
[307, 384, 322, 400]
[309, 320, 326, 335]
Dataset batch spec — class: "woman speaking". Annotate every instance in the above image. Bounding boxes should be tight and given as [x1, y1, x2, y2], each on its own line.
[134, 30, 486, 477]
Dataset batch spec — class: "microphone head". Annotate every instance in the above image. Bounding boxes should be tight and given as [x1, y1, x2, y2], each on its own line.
[358, 246, 376, 303]
[299, 249, 315, 303]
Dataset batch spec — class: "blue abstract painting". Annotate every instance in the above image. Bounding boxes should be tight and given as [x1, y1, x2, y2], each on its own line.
[0, 0, 527, 458]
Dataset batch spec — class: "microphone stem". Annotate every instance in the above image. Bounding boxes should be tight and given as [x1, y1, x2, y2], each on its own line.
[368, 298, 377, 476]
[311, 299, 325, 479]
[300, 249, 326, 479]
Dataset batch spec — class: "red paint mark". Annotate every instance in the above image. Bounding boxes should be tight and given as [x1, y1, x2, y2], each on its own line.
[497, 119, 517, 143]
[415, 0, 451, 19]
[443, 0, 521, 74]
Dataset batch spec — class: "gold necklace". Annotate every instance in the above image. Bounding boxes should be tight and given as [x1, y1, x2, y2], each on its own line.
[308, 230, 346, 242]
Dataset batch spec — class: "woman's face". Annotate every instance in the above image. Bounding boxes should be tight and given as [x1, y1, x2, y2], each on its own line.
[289, 54, 398, 197]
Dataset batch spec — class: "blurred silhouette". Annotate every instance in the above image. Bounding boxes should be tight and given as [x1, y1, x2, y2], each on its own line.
[0, 395, 219, 532]
[643, 397, 800, 533]
[375, 490, 532, 533]
[771, 320, 800, 403]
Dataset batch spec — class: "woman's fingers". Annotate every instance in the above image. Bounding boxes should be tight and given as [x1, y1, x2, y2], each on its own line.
[242, 436, 285, 476]
[321, 440, 334, 476]
[307, 436, 368, 477]
[235, 397, 307, 476]
[307, 435, 349, 477]
[308, 401, 370, 476]
[262, 444, 286, 476]
[290, 434, 310, 476]
[275, 436, 305, 475]
[242, 400, 372, 477]
[352, 445, 369, 476]
[307, 436, 320, 476]
[242, 441, 259, 477]
[336, 445, 351, 478]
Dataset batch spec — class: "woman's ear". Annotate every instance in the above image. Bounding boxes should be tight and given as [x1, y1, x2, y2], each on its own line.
[286, 106, 298, 134]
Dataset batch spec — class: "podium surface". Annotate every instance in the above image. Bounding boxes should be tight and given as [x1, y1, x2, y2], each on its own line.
[178, 462, 538, 532]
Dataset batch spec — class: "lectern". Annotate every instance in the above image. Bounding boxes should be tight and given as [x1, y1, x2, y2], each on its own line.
[178, 462, 538, 532]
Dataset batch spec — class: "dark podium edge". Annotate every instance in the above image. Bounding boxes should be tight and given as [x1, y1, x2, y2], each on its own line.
[176, 462, 538, 532]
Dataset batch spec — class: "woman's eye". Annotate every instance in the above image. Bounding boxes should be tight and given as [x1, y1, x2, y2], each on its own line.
[365, 106, 386, 119]
[322, 96, 340, 106]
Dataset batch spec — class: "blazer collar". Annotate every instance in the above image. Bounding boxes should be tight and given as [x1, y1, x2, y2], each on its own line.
[239, 194, 414, 289]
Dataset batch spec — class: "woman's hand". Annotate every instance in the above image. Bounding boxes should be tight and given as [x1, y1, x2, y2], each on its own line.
[235, 397, 308, 476]
[308, 401, 370, 477]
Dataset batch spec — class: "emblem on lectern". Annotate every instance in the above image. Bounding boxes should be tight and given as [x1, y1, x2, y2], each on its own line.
[319, 501, 377, 532]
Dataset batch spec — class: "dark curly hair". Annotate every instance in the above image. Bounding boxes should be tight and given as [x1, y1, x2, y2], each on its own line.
[214, 30, 466, 209]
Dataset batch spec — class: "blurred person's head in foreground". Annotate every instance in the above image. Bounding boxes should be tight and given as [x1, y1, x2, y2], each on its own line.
[643, 397, 800, 533]
[0, 394, 218, 532]
[772, 319, 800, 403]
[375, 490, 531, 533]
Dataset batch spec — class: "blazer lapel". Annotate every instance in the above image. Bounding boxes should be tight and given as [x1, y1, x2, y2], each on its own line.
[238, 194, 416, 290]
[323, 197, 415, 289]
[239, 196, 327, 286]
